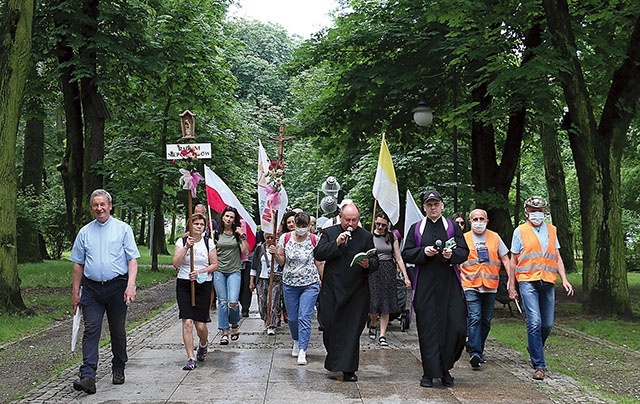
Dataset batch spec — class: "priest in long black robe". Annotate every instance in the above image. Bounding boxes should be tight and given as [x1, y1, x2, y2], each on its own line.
[314, 203, 379, 382]
[402, 190, 469, 387]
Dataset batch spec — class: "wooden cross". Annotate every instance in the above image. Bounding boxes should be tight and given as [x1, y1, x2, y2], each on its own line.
[269, 123, 294, 165]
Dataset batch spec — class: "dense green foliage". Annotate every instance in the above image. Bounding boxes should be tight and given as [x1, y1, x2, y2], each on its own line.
[4, 0, 640, 315]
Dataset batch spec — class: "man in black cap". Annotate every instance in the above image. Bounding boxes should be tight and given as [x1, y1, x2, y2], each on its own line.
[402, 189, 469, 388]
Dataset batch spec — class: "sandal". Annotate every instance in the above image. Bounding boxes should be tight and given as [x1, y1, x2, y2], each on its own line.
[379, 336, 388, 347]
[220, 333, 229, 345]
[231, 324, 240, 341]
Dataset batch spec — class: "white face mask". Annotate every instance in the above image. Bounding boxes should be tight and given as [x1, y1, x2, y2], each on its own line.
[295, 227, 309, 236]
[472, 222, 487, 233]
[528, 211, 545, 226]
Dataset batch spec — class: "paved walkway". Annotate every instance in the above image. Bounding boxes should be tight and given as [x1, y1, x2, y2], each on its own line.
[20, 297, 611, 403]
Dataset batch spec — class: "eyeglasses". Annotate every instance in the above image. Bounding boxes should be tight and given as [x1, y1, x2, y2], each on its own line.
[374, 222, 388, 227]
[471, 217, 487, 222]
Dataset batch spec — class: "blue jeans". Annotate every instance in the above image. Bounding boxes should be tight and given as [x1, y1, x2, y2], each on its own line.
[519, 280, 555, 369]
[214, 271, 241, 330]
[80, 276, 129, 379]
[283, 282, 320, 350]
[464, 289, 496, 358]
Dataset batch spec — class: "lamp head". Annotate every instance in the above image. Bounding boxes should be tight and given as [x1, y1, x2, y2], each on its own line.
[412, 91, 434, 127]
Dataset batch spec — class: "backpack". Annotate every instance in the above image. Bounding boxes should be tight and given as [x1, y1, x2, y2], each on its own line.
[182, 235, 211, 251]
[283, 232, 317, 248]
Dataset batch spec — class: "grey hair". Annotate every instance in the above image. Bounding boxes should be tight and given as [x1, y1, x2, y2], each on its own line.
[90, 189, 112, 204]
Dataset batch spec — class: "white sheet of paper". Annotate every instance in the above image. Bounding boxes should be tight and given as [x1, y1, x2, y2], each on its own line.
[71, 286, 82, 352]
[71, 307, 81, 351]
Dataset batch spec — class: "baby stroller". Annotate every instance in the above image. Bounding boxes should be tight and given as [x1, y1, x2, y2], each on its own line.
[389, 271, 412, 331]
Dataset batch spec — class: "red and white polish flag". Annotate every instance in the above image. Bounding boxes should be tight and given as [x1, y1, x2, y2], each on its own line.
[204, 164, 257, 251]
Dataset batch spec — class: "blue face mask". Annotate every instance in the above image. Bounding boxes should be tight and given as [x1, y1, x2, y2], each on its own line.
[196, 272, 208, 284]
[295, 227, 309, 236]
[528, 211, 545, 226]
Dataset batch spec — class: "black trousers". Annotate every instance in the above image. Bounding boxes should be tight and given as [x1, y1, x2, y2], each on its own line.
[240, 261, 252, 315]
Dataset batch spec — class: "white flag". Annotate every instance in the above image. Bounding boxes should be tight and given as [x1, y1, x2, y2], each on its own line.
[257, 140, 288, 234]
[403, 189, 425, 250]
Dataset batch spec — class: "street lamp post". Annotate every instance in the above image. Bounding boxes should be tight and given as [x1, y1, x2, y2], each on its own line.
[412, 91, 459, 212]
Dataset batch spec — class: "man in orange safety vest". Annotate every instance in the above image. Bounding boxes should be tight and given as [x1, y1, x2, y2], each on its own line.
[459, 209, 510, 370]
[508, 196, 574, 381]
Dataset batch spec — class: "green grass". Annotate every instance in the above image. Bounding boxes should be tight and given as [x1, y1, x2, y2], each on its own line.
[490, 271, 640, 402]
[0, 247, 175, 346]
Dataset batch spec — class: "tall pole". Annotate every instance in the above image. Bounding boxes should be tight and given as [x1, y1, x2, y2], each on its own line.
[187, 192, 195, 306]
[453, 124, 459, 213]
[265, 123, 294, 327]
[452, 66, 459, 214]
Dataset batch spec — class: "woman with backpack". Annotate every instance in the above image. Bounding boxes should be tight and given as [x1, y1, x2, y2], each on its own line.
[214, 206, 250, 345]
[172, 213, 219, 371]
[274, 211, 323, 365]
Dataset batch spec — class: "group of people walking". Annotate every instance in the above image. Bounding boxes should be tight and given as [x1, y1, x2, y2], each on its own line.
[402, 190, 573, 387]
[70, 187, 573, 395]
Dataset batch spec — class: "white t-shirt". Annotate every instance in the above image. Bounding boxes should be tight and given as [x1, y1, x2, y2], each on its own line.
[175, 237, 215, 281]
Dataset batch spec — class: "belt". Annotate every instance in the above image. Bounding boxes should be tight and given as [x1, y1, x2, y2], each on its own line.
[83, 275, 128, 285]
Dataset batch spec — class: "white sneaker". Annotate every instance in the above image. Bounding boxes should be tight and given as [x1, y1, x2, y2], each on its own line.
[267, 327, 276, 335]
[291, 340, 299, 357]
[297, 349, 307, 365]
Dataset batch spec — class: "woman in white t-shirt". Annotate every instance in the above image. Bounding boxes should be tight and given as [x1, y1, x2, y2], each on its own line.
[172, 213, 218, 371]
[274, 211, 322, 366]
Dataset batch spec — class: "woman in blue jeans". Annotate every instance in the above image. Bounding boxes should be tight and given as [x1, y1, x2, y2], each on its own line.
[214, 206, 249, 345]
[275, 211, 322, 365]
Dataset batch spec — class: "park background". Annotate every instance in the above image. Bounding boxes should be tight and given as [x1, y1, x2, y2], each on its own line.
[1, 0, 639, 402]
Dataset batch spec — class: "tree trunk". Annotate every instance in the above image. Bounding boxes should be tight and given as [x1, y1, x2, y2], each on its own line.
[543, 0, 639, 316]
[151, 98, 173, 269]
[137, 206, 147, 246]
[80, 0, 105, 205]
[0, 0, 35, 313]
[18, 95, 45, 263]
[170, 213, 177, 246]
[151, 182, 168, 271]
[470, 83, 522, 242]
[470, 23, 541, 243]
[513, 162, 522, 227]
[55, 32, 84, 240]
[539, 123, 577, 273]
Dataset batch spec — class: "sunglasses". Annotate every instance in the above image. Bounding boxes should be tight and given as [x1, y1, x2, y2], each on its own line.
[471, 217, 487, 222]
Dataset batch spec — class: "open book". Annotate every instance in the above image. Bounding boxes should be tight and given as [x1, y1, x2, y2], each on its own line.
[350, 248, 377, 267]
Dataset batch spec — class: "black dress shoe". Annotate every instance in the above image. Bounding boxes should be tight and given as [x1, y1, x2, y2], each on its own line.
[420, 377, 433, 387]
[242, 312, 249, 318]
[343, 371, 358, 382]
[73, 377, 96, 394]
[112, 369, 125, 385]
[441, 371, 454, 387]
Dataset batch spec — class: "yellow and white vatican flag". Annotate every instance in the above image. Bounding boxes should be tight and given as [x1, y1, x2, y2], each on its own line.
[372, 134, 400, 225]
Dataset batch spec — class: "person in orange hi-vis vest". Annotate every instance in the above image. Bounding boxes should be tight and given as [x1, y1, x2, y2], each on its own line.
[507, 196, 574, 381]
[459, 209, 510, 370]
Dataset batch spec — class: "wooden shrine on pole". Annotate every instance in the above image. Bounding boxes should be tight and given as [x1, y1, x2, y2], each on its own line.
[166, 110, 211, 306]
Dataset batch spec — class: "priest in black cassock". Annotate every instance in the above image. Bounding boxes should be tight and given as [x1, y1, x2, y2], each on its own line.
[314, 203, 379, 382]
[402, 190, 469, 388]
